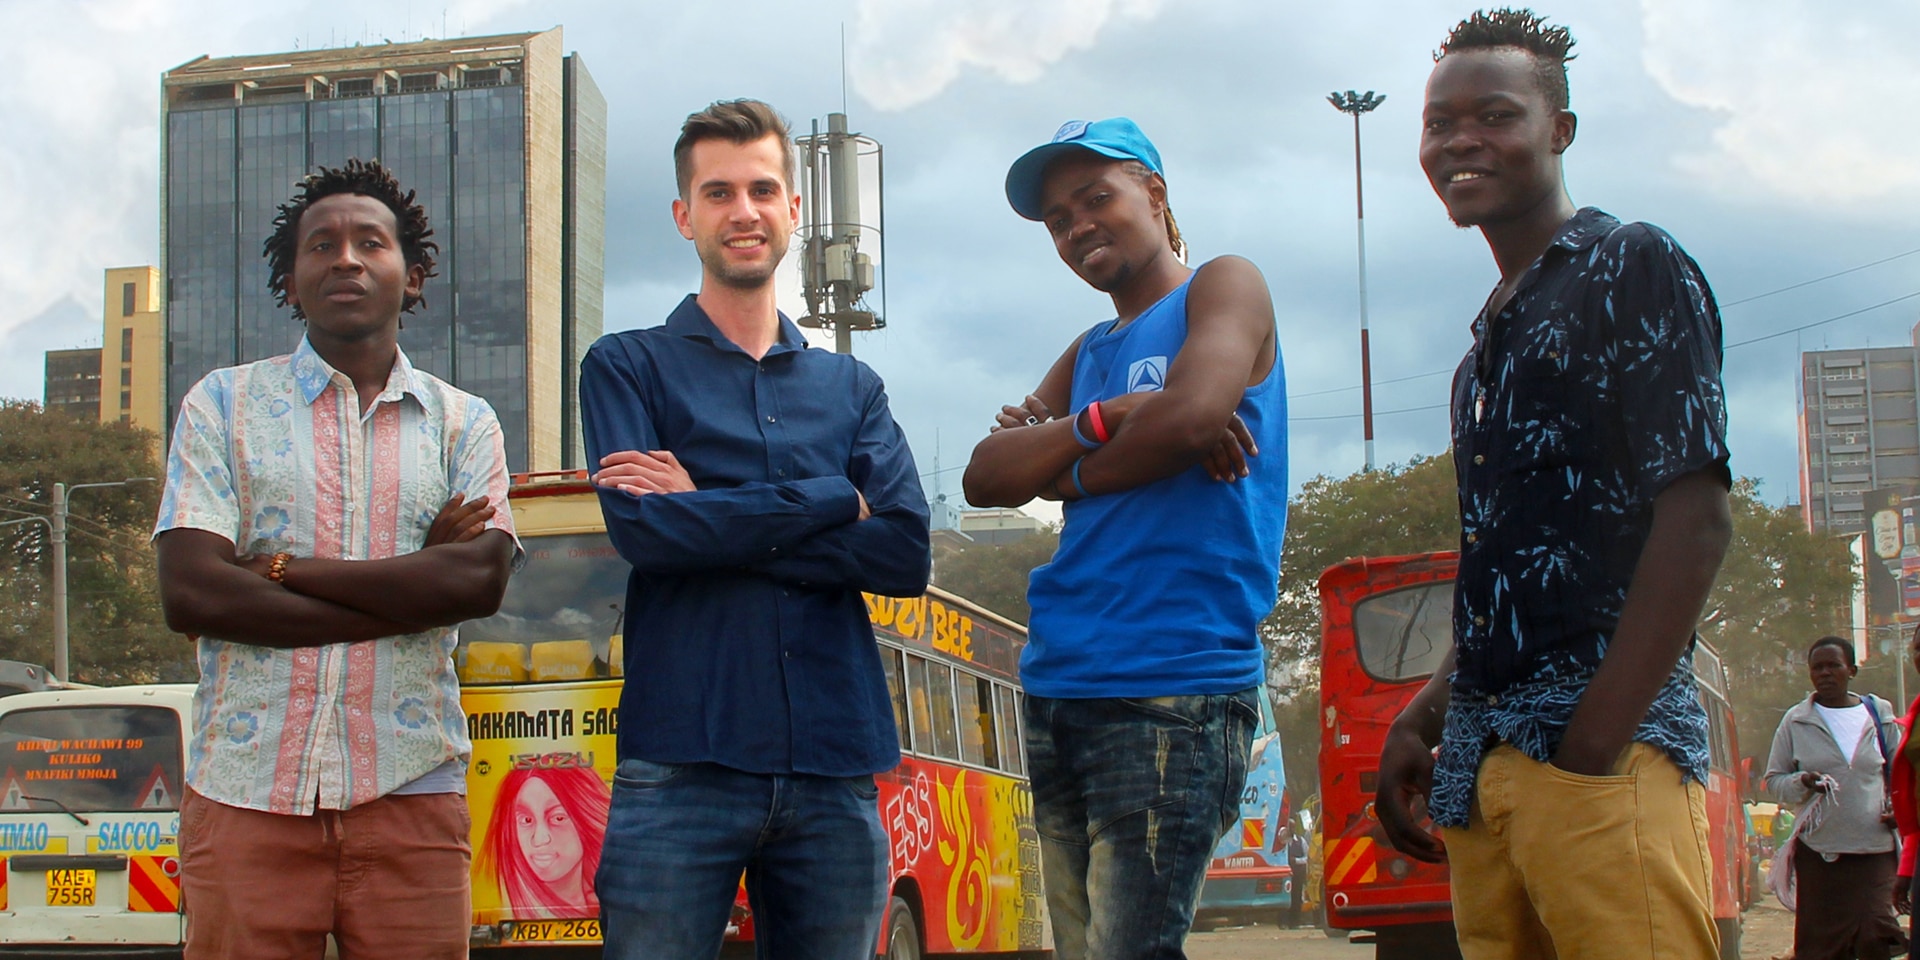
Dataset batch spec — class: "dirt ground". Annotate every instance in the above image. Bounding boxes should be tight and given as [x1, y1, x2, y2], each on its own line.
[1184, 901, 1798, 960]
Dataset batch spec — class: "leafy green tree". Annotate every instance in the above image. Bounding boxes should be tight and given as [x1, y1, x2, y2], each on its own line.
[0, 399, 186, 683]
[929, 528, 1061, 625]
[1702, 479, 1855, 757]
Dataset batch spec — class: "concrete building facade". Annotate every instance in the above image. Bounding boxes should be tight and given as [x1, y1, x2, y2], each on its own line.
[43, 349, 102, 421]
[104, 266, 166, 435]
[1800, 327, 1920, 535]
[160, 28, 606, 471]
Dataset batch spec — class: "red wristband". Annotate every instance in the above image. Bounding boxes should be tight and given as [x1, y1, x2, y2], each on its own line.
[1087, 401, 1111, 443]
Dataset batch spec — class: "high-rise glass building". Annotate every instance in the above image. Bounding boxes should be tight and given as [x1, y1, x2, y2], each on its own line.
[161, 28, 605, 471]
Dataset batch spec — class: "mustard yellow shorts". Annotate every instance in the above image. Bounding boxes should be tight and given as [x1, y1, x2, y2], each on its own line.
[1441, 742, 1718, 960]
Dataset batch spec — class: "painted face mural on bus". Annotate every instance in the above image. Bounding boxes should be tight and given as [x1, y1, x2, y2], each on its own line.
[480, 766, 612, 917]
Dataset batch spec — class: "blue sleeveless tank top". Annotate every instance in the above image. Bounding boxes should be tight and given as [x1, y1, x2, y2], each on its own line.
[1022, 270, 1288, 698]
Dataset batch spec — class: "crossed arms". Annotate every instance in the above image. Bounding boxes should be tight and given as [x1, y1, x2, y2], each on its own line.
[157, 495, 515, 649]
[577, 344, 930, 598]
[962, 256, 1278, 506]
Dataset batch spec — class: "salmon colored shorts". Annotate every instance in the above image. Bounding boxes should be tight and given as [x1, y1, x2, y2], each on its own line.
[180, 788, 471, 960]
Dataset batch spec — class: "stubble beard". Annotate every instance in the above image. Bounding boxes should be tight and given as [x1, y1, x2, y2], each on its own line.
[700, 236, 787, 292]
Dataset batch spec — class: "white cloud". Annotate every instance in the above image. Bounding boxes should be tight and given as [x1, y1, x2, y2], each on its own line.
[849, 0, 1165, 110]
[1639, 0, 1920, 210]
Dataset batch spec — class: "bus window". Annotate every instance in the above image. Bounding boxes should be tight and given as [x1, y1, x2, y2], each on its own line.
[995, 684, 1025, 777]
[0, 705, 183, 812]
[460, 532, 629, 682]
[882, 646, 912, 752]
[1352, 582, 1453, 683]
[956, 673, 999, 770]
[925, 662, 961, 760]
[906, 654, 935, 756]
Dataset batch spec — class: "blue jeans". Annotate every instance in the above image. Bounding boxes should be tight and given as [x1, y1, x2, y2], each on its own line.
[1025, 690, 1258, 960]
[596, 759, 888, 960]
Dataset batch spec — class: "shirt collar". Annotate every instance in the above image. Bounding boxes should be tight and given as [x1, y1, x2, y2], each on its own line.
[1471, 207, 1621, 339]
[291, 336, 431, 412]
[663, 294, 811, 359]
[1548, 206, 1619, 255]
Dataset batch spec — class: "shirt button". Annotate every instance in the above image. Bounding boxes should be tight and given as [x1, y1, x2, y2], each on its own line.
[1473, 616, 1487, 627]
[1465, 533, 1478, 544]
[784, 650, 792, 658]
[1546, 350, 1560, 360]
[766, 415, 777, 423]
[777, 469, 787, 477]
[1473, 455, 1485, 465]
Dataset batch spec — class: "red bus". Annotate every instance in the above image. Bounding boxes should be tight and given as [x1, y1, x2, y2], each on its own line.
[1315, 552, 1749, 960]
[457, 472, 1048, 958]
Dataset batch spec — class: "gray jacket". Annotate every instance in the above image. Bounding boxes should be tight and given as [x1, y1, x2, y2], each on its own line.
[1764, 694, 1899, 855]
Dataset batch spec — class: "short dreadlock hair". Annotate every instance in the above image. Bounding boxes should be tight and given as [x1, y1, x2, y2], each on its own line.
[1436, 9, 1578, 111]
[262, 158, 439, 319]
[1119, 160, 1187, 263]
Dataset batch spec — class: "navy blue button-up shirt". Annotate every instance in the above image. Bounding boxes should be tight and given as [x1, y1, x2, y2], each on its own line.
[579, 295, 931, 778]
[1432, 208, 1730, 827]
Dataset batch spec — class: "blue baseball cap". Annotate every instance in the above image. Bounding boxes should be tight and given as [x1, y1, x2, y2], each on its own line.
[1005, 117, 1164, 221]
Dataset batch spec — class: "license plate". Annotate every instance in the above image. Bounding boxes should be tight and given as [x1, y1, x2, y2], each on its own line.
[45, 869, 96, 907]
[509, 918, 602, 942]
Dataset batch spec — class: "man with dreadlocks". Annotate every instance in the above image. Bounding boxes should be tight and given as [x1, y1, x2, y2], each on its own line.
[154, 159, 518, 959]
[963, 118, 1286, 960]
[1375, 9, 1731, 959]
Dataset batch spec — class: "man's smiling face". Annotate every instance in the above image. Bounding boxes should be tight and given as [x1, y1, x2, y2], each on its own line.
[673, 134, 800, 291]
[1419, 47, 1575, 229]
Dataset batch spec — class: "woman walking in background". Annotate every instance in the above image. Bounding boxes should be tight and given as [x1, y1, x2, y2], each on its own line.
[1765, 635, 1901, 960]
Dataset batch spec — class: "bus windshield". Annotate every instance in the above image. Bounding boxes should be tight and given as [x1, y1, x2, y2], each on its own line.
[0, 705, 184, 813]
[458, 532, 629, 683]
[1351, 581, 1453, 683]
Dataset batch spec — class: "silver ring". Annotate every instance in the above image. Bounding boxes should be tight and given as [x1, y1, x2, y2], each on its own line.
[1024, 416, 1040, 426]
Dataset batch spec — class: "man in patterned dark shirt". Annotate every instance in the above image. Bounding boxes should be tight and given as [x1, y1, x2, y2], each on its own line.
[1375, 10, 1733, 960]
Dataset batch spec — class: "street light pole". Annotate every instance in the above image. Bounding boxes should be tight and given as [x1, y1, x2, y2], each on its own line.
[1329, 90, 1387, 472]
[48, 478, 155, 683]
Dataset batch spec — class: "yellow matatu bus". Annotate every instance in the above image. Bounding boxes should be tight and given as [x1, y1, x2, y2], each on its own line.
[456, 471, 1050, 959]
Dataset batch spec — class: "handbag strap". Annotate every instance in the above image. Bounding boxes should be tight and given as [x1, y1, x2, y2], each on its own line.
[1863, 695, 1894, 795]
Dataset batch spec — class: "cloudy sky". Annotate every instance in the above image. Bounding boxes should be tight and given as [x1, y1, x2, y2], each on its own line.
[2, 0, 1916, 515]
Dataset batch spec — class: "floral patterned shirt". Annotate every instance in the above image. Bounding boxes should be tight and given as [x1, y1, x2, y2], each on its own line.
[155, 338, 515, 815]
[1432, 208, 1730, 827]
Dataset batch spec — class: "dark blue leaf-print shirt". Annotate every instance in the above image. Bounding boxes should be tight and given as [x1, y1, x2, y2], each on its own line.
[1431, 208, 1731, 828]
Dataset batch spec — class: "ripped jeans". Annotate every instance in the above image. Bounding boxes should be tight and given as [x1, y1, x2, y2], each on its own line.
[1024, 690, 1258, 960]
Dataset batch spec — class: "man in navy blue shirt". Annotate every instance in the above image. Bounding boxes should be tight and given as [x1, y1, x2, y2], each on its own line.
[579, 98, 930, 960]
[1375, 11, 1732, 960]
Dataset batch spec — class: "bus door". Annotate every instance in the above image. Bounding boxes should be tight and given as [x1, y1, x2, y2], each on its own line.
[1316, 552, 1459, 952]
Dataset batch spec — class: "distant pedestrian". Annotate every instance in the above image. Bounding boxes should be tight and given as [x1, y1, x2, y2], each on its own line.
[155, 159, 519, 960]
[580, 99, 930, 960]
[1374, 9, 1733, 960]
[1766, 635, 1901, 960]
[964, 114, 1287, 960]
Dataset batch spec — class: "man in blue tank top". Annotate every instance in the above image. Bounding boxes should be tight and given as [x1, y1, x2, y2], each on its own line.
[963, 118, 1288, 960]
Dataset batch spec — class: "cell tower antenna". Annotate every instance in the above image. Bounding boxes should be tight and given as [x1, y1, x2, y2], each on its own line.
[795, 109, 886, 354]
[840, 23, 849, 115]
